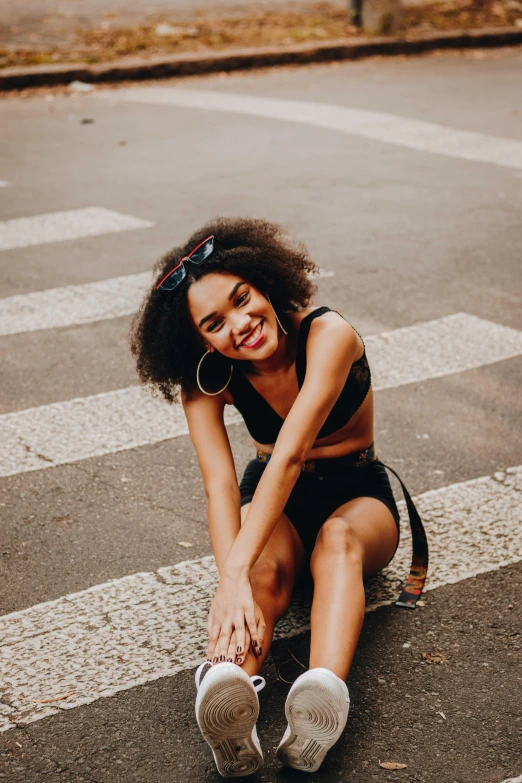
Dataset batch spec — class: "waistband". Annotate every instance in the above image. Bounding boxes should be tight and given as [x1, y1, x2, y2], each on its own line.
[256, 443, 376, 474]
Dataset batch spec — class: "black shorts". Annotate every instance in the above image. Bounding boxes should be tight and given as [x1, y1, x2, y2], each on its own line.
[239, 457, 400, 560]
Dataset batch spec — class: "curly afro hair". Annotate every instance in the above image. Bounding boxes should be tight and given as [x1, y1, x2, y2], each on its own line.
[129, 216, 318, 403]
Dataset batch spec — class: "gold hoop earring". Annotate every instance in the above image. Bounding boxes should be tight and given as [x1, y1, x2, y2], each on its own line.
[196, 350, 233, 396]
[266, 295, 288, 335]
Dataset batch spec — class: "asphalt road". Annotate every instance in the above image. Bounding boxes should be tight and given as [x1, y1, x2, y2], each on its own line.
[1, 46, 522, 782]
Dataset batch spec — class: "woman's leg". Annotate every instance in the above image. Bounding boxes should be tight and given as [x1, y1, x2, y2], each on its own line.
[309, 497, 399, 681]
[195, 507, 304, 777]
[238, 503, 305, 677]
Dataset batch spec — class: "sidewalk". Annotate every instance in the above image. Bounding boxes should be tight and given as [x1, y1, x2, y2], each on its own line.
[0, 1, 436, 50]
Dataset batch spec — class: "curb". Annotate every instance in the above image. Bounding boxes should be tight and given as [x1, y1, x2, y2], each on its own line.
[1, 26, 521, 91]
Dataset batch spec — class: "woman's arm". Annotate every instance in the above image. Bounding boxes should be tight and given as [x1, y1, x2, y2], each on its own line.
[182, 390, 241, 577]
[184, 390, 263, 662]
[225, 314, 359, 577]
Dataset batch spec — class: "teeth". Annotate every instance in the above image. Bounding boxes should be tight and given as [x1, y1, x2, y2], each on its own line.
[242, 323, 262, 347]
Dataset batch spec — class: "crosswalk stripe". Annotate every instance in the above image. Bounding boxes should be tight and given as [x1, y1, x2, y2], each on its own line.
[0, 207, 153, 251]
[102, 88, 522, 171]
[0, 272, 152, 336]
[0, 465, 520, 732]
[0, 268, 333, 337]
[1, 313, 521, 477]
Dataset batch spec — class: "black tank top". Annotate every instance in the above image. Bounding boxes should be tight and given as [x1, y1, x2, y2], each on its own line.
[228, 307, 371, 445]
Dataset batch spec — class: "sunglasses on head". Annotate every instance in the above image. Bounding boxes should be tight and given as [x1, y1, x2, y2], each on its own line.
[156, 235, 215, 291]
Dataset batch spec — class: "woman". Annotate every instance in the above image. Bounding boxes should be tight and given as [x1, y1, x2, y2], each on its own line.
[130, 217, 427, 778]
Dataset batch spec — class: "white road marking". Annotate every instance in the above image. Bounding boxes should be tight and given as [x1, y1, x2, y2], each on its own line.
[313, 267, 335, 279]
[362, 312, 522, 390]
[1, 313, 521, 477]
[0, 386, 243, 476]
[0, 272, 152, 336]
[0, 207, 153, 252]
[104, 87, 522, 171]
[500, 776, 522, 783]
[0, 268, 333, 337]
[0, 465, 520, 732]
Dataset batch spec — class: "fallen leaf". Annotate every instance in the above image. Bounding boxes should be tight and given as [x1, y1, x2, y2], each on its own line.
[178, 541, 193, 548]
[30, 691, 74, 703]
[421, 650, 446, 664]
[379, 761, 407, 770]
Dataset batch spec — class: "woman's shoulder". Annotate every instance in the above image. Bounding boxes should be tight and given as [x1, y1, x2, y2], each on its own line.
[291, 307, 362, 358]
[287, 306, 348, 331]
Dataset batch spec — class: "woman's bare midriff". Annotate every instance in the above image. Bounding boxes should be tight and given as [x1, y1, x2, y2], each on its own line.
[253, 389, 374, 459]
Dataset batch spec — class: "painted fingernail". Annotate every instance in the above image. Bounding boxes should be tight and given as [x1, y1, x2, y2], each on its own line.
[219, 655, 225, 662]
[237, 646, 242, 653]
[213, 657, 218, 663]
[252, 640, 258, 648]
[227, 658, 233, 662]
[237, 657, 243, 664]
[257, 648, 262, 656]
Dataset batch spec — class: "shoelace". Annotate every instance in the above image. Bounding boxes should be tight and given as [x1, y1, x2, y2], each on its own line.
[195, 660, 266, 693]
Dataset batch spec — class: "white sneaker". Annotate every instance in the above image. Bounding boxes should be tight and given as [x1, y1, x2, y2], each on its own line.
[276, 667, 350, 773]
[195, 661, 265, 778]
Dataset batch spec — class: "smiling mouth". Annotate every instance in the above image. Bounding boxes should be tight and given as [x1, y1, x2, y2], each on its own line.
[239, 321, 264, 348]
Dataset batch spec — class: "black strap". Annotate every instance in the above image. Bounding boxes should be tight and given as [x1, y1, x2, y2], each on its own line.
[380, 462, 429, 609]
[295, 307, 331, 386]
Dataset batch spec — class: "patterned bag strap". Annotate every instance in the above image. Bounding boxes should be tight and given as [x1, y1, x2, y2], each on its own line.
[380, 463, 429, 609]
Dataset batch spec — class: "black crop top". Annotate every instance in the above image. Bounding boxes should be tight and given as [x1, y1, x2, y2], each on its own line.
[228, 306, 371, 445]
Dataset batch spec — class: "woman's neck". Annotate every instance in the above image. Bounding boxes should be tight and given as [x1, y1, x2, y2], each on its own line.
[247, 329, 297, 377]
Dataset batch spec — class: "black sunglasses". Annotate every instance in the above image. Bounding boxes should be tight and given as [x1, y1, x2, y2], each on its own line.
[156, 235, 215, 291]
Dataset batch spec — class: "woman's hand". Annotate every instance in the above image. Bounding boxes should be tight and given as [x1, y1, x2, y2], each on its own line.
[206, 571, 265, 665]
[215, 627, 250, 665]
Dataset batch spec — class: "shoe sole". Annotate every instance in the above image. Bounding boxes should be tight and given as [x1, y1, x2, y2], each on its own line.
[196, 666, 263, 778]
[276, 675, 348, 773]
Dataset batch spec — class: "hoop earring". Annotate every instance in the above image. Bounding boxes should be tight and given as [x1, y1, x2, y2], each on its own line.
[196, 350, 233, 396]
[266, 295, 288, 335]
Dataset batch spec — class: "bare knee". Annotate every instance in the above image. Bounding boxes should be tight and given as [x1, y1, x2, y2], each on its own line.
[312, 517, 363, 568]
[250, 558, 285, 599]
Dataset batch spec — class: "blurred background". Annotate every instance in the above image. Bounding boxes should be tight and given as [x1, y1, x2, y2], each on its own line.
[1, 0, 521, 69]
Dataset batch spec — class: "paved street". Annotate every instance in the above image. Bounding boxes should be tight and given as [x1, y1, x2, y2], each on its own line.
[1, 46, 522, 782]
